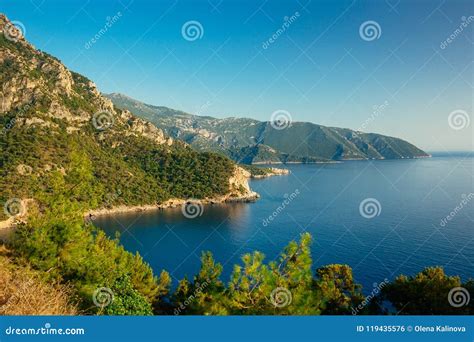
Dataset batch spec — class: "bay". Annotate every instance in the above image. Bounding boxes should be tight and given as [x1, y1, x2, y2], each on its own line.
[96, 153, 474, 292]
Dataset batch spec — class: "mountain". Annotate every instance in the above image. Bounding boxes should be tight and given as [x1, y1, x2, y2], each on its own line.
[106, 93, 429, 164]
[0, 14, 255, 222]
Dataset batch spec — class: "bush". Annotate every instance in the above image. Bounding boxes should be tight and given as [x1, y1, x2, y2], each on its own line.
[98, 275, 153, 315]
[381, 267, 473, 315]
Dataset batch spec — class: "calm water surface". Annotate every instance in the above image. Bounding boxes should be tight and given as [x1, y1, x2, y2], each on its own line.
[96, 154, 474, 292]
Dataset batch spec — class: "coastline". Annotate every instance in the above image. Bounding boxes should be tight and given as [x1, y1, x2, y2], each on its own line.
[0, 192, 261, 232]
[253, 155, 431, 165]
[84, 191, 260, 219]
[250, 167, 291, 179]
[252, 160, 338, 165]
[1, 166, 261, 227]
[1, 156, 434, 227]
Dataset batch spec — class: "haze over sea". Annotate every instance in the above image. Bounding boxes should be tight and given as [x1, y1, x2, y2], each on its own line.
[96, 153, 474, 292]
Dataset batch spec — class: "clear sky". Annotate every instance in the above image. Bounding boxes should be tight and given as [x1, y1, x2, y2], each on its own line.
[2, 0, 473, 151]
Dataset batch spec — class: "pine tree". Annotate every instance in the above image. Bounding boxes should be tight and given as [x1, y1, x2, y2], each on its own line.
[315, 264, 364, 314]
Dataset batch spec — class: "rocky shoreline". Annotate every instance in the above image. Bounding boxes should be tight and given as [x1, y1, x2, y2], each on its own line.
[84, 191, 260, 218]
[85, 165, 260, 218]
[252, 155, 431, 164]
[1, 166, 260, 228]
[0, 191, 261, 232]
[251, 167, 291, 179]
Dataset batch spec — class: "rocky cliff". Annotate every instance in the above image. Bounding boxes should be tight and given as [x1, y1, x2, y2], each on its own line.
[0, 14, 256, 223]
[0, 14, 172, 146]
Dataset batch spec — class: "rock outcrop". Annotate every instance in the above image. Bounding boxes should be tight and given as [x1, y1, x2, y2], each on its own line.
[227, 166, 259, 201]
[251, 167, 290, 179]
[0, 13, 258, 225]
[0, 14, 170, 146]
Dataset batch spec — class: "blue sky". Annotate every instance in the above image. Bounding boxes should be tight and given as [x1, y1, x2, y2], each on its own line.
[1, 0, 473, 151]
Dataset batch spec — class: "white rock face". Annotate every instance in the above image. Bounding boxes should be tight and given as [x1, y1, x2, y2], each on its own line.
[227, 166, 259, 200]
[0, 14, 171, 146]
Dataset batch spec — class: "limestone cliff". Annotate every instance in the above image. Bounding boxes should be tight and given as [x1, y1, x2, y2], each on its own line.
[0, 14, 170, 146]
[0, 14, 257, 225]
[227, 166, 259, 201]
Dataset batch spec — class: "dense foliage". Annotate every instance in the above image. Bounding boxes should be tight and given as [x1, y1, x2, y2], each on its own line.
[0, 22, 234, 316]
[240, 164, 273, 177]
[10, 185, 169, 315]
[0, 124, 234, 221]
[111, 136, 234, 199]
[165, 234, 473, 316]
[380, 267, 474, 315]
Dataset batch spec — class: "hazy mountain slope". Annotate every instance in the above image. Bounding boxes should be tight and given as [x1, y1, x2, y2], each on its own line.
[106, 93, 429, 164]
[0, 14, 254, 221]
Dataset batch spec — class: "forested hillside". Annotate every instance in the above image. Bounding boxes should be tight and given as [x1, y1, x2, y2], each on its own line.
[0, 14, 253, 223]
[107, 93, 429, 164]
[0, 13, 247, 314]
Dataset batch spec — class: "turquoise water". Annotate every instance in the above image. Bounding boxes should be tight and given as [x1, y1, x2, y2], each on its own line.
[96, 154, 474, 291]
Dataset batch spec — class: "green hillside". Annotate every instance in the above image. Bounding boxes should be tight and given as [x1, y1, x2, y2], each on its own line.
[0, 14, 245, 314]
[0, 21, 246, 222]
[106, 93, 429, 164]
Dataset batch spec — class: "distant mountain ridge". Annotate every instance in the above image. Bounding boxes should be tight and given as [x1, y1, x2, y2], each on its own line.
[105, 93, 429, 164]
